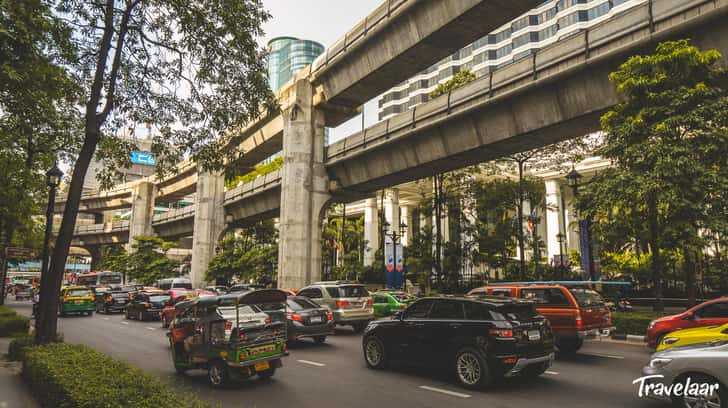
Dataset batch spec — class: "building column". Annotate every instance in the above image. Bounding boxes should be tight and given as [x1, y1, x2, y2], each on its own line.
[128, 181, 157, 252]
[545, 180, 563, 262]
[363, 198, 379, 266]
[190, 171, 226, 289]
[87, 246, 103, 272]
[384, 189, 400, 244]
[277, 79, 330, 289]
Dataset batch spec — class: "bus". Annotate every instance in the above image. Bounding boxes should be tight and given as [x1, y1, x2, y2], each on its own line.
[75, 271, 123, 287]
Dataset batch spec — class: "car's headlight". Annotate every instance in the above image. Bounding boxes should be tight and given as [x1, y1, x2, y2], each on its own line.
[647, 320, 656, 330]
[663, 337, 679, 345]
[649, 358, 672, 368]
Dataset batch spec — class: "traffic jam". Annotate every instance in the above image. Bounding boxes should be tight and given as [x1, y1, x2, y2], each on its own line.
[21, 271, 726, 406]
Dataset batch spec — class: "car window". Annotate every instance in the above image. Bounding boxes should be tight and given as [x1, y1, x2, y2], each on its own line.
[695, 302, 728, 319]
[464, 302, 500, 320]
[327, 285, 369, 298]
[299, 288, 323, 299]
[286, 298, 319, 310]
[404, 300, 433, 319]
[373, 295, 388, 304]
[173, 282, 193, 289]
[68, 289, 92, 297]
[521, 288, 570, 306]
[429, 300, 465, 319]
[569, 289, 605, 307]
[394, 294, 414, 302]
[150, 295, 171, 303]
[492, 288, 512, 297]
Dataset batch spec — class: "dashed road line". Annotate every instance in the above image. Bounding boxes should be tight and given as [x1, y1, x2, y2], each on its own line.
[103, 317, 110, 321]
[545, 370, 560, 375]
[146, 327, 156, 331]
[120, 321, 129, 325]
[419, 385, 471, 399]
[579, 352, 625, 360]
[297, 359, 326, 367]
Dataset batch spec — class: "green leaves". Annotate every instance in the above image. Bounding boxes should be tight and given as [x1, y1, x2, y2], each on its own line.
[206, 220, 278, 284]
[103, 237, 181, 286]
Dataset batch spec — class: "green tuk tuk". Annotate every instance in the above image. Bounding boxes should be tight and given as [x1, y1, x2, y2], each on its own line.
[168, 289, 288, 387]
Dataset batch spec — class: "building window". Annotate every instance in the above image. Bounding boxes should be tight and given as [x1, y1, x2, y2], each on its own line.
[539, 25, 559, 41]
[588, 2, 611, 19]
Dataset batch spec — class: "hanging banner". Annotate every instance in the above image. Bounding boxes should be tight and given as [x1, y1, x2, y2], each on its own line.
[395, 244, 404, 272]
[579, 219, 592, 280]
[384, 242, 394, 272]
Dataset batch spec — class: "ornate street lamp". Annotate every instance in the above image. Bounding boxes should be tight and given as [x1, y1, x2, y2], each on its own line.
[383, 221, 407, 291]
[556, 232, 566, 279]
[565, 166, 595, 282]
[566, 167, 582, 196]
[41, 164, 63, 280]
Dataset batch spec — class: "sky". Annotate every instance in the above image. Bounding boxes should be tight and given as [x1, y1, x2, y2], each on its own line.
[261, 0, 382, 144]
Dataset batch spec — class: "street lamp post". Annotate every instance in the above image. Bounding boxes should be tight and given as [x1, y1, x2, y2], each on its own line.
[36, 164, 62, 335]
[556, 232, 566, 279]
[383, 221, 407, 291]
[566, 167, 594, 282]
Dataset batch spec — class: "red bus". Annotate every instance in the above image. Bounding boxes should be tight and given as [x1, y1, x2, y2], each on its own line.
[75, 271, 123, 287]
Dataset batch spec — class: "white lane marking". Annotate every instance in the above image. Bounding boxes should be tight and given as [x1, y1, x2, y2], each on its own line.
[103, 317, 110, 321]
[419, 386, 471, 399]
[146, 327, 156, 331]
[297, 359, 325, 367]
[121, 321, 129, 325]
[580, 352, 624, 360]
[545, 370, 560, 375]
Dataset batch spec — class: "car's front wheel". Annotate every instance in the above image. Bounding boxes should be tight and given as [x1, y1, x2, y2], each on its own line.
[672, 374, 726, 408]
[454, 347, 492, 389]
[363, 336, 388, 369]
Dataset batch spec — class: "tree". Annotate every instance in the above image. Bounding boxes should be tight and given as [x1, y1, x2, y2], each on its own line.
[37, 0, 275, 343]
[206, 220, 278, 286]
[578, 40, 728, 309]
[123, 236, 180, 285]
[0, 0, 78, 247]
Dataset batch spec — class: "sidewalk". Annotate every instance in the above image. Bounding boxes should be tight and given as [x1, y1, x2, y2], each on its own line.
[0, 338, 39, 408]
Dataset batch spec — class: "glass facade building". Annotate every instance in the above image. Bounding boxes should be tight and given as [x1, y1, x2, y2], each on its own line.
[378, 0, 641, 120]
[267, 36, 325, 91]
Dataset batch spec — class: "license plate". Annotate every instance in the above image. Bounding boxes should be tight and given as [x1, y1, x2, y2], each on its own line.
[528, 330, 541, 341]
[248, 344, 276, 356]
[310, 316, 322, 323]
[254, 361, 270, 372]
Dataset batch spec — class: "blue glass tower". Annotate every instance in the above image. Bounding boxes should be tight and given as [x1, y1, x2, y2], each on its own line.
[267, 37, 325, 91]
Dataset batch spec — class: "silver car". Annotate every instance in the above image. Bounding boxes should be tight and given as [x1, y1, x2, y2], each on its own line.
[640, 341, 727, 408]
[297, 281, 374, 332]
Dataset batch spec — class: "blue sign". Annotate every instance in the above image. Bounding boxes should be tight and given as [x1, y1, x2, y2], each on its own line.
[130, 151, 155, 165]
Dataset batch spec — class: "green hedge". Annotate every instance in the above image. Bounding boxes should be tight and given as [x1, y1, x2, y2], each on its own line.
[8, 335, 35, 361]
[0, 305, 18, 317]
[612, 312, 661, 335]
[0, 313, 29, 337]
[22, 343, 209, 408]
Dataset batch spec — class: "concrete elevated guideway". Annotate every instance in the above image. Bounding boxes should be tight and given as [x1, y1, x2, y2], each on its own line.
[67, 0, 728, 288]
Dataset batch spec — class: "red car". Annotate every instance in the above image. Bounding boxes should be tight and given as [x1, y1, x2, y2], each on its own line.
[646, 297, 728, 348]
[160, 289, 216, 328]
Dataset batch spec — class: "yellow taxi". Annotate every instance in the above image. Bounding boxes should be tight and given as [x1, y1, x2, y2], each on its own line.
[59, 286, 96, 316]
[657, 322, 728, 351]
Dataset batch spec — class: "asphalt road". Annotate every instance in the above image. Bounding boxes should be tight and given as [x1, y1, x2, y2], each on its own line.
[9, 300, 668, 408]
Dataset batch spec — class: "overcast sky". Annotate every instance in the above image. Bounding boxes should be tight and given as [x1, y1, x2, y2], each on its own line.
[261, 0, 382, 143]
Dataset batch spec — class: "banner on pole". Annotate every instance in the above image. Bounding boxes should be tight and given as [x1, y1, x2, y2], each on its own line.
[384, 242, 394, 272]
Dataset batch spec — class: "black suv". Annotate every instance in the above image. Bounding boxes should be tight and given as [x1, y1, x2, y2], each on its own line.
[95, 290, 130, 313]
[362, 296, 554, 389]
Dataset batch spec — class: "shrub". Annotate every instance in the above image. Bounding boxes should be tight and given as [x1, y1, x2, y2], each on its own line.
[0, 314, 30, 337]
[7, 335, 35, 361]
[22, 343, 208, 408]
[612, 312, 661, 335]
[0, 305, 17, 317]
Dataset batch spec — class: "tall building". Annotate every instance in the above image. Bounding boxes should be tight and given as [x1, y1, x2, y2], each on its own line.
[267, 36, 325, 91]
[378, 0, 640, 120]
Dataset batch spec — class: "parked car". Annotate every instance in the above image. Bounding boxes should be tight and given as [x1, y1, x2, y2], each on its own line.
[229, 284, 252, 293]
[657, 322, 728, 351]
[205, 286, 229, 295]
[95, 290, 131, 314]
[468, 284, 612, 354]
[372, 290, 416, 318]
[362, 296, 554, 389]
[641, 340, 727, 407]
[297, 281, 374, 332]
[125, 292, 171, 321]
[647, 297, 728, 349]
[283, 296, 334, 343]
[157, 278, 192, 291]
[58, 286, 96, 316]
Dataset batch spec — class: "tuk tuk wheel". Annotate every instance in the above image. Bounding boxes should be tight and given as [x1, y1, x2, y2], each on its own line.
[208, 360, 229, 387]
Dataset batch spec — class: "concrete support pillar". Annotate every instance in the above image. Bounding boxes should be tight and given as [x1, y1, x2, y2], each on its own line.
[190, 171, 226, 289]
[128, 181, 157, 252]
[384, 189, 400, 243]
[277, 79, 330, 289]
[87, 246, 103, 271]
[363, 198, 379, 266]
[545, 180, 563, 262]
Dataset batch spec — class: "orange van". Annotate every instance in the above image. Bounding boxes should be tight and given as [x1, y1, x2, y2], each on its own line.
[468, 284, 613, 354]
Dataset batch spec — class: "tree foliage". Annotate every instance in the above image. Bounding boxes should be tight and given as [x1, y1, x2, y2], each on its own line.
[429, 69, 477, 98]
[113, 236, 180, 286]
[206, 220, 278, 286]
[578, 40, 728, 302]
